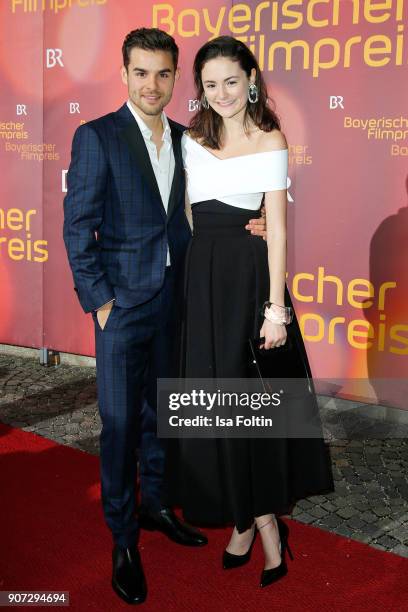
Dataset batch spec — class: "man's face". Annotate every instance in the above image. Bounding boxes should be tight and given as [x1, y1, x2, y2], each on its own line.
[121, 47, 179, 118]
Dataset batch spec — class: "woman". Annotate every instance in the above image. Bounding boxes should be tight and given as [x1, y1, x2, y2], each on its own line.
[165, 36, 334, 587]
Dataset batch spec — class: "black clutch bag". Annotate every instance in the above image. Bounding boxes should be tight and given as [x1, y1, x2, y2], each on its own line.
[248, 329, 323, 437]
[248, 326, 314, 395]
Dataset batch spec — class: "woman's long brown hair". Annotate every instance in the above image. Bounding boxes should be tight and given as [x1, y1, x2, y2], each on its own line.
[189, 36, 280, 149]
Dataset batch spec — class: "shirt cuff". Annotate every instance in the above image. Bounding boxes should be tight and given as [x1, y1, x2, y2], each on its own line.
[94, 298, 115, 312]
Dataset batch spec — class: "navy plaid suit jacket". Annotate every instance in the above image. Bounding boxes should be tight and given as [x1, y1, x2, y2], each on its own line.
[63, 103, 192, 313]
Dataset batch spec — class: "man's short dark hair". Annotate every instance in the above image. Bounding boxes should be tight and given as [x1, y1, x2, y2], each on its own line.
[122, 28, 179, 70]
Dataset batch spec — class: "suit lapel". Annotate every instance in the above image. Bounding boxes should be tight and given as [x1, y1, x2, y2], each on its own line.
[167, 122, 183, 220]
[119, 113, 166, 219]
[118, 104, 184, 221]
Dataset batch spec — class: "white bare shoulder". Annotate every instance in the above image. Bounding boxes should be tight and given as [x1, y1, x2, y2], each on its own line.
[258, 129, 288, 152]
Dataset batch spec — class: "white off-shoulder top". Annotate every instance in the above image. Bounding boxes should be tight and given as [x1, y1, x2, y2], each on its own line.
[182, 132, 288, 210]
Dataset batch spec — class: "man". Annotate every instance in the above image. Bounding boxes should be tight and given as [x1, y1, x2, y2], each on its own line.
[63, 28, 266, 605]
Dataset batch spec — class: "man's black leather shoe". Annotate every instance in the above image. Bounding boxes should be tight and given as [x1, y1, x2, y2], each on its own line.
[112, 545, 147, 605]
[139, 507, 208, 547]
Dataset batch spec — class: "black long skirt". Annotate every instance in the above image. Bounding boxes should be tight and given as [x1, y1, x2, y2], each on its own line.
[163, 200, 334, 533]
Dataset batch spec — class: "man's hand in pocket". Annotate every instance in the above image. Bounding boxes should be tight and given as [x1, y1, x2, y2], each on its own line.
[96, 301, 114, 330]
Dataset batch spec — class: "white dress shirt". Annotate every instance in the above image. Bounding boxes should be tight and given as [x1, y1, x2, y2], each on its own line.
[127, 100, 174, 266]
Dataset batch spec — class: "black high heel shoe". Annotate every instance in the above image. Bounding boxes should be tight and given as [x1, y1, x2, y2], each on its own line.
[260, 518, 294, 588]
[223, 527, 257, 569]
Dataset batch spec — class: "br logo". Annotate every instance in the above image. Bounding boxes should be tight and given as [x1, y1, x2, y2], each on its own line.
[329, 96, 344, 109]
[46, 49, 64, 68]
[69, 103, 80, 114]
[17, 105, 27, 116]
[188, 99, 200, 112]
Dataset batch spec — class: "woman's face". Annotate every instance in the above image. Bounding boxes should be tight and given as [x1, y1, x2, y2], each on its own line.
[201, 56, 255, 120]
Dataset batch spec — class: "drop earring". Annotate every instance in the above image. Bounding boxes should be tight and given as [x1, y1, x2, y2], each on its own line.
[248, 83, 259, 104]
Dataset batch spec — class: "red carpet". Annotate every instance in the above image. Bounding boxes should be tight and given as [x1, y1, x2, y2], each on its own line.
[1, 423, 407, 612]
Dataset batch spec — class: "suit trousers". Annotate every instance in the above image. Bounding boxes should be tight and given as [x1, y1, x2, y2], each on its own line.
[93, 267, 179, 548]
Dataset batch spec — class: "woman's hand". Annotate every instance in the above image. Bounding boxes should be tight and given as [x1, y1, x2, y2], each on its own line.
[259, 318, 287, 350]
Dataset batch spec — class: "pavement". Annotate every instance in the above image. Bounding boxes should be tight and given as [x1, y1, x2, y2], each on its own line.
[0, 352, 407, 558]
